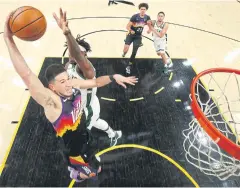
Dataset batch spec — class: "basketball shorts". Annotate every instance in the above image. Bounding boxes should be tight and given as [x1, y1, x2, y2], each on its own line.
[66, 130, 101, 182]
[124, 33, 142, 47]
[154, 38, 167, 53]
[85, 95, 101, 130]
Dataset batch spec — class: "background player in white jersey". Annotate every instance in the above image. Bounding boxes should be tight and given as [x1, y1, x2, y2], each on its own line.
[53, 11, 122, 147]
[148, 12, 173, 73]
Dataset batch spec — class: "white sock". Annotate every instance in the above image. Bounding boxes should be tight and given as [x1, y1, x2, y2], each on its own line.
[167, 58, 172, 64]
[94, 119, 115, 138]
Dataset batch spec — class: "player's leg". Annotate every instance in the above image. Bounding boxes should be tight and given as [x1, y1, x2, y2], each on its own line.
[126, 36, 142, 75]
[157, 51, 168, 66]
[130, 35, 142, 63]
[123, 45, 130, 57]
[66, 130, 101, 182]
[122, 34, 133, 57]
[87, 96, 122, 147]
[94, 119, 122, 147]
[155, 39, 172, 73]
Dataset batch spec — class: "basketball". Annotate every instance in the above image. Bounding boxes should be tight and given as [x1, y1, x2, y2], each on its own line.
[9, 6, 47, 41]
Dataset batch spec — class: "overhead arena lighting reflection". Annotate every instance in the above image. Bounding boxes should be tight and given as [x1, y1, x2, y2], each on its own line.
[182, 58, 196, 66]
[12, 77, 26, 88]
[173, 80, 184, 88]
[183, 101, 192, 111]
[0, 56, 14, 70]
[32, 40, 41, 47]
[0, 104, 12, 112]
[224, 48, 240, 63]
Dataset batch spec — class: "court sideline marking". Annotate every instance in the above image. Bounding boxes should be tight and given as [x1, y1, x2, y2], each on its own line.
[0, 58, 45, 175]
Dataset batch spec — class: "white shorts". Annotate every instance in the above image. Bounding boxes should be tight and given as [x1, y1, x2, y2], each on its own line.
[84, 95, 101, 130]
[154, 38, 167, 53]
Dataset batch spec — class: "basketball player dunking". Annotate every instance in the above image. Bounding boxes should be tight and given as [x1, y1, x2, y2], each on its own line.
[147, 12, 173, 73]
[53, 9, 122, 148]
[3, 10, 137, 182]
[122, 3, 152, 75]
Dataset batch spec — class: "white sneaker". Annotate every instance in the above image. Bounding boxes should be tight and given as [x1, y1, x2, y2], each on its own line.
[167, 59, 173, 68]
[110, 131, 122, 147]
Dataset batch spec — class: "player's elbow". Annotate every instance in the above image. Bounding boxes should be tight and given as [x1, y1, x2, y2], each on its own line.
[126, 23, 132, 30]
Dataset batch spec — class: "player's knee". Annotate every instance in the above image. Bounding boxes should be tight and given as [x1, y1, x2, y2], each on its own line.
[133, 42, 141, 49]
[157, 51, 165, 57]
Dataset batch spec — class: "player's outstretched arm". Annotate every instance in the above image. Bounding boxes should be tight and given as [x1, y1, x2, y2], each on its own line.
[146, 16, 152, 28]
[3, 12, 55, 108]
[147, 20, 155, 34]
[53, 8, 95, 79]
[72, 75, 138, 89]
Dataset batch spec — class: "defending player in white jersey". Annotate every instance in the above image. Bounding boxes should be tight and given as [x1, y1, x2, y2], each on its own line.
[54, 12, 123, 147]
[148, 12, 173, 73]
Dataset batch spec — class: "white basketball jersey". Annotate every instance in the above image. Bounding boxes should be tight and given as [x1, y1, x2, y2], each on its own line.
[152, 21, 166, 41]
[67, 63, 97, 111]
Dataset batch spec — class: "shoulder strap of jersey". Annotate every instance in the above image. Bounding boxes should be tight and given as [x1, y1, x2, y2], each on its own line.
[152, 20, 156, 26]
[162, 22, 166, 28]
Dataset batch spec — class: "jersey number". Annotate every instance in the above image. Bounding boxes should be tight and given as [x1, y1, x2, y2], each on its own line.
[136, 28, 143, 33]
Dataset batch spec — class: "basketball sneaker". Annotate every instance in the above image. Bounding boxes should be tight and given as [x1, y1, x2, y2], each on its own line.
[110, 131, 122, 147]
[167, 58, 173, 68]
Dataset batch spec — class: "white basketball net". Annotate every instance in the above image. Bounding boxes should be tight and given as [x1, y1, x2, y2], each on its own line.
[183, 71, 240, 180]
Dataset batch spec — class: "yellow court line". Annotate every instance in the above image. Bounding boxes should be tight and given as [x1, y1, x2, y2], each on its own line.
[0, 57, 45, 175]
[169, 72, 173, 81]
[68, 144, 199, 188]
[0, 164, 6, 174]
[68, 179, 75, 188]
[129, 97, 144, 101]
[154, 87, 165, 95]
[100, 97, 116, 101]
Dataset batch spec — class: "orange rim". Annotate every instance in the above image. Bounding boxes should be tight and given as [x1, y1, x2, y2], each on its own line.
[190, 68, 240, 160]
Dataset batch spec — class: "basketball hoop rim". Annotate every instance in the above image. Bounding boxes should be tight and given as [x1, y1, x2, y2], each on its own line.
[190, 68, 240, 160]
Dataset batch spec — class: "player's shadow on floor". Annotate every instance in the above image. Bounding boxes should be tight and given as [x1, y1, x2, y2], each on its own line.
[93, 58, 172, 100]
[89, 58, 189, 149]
